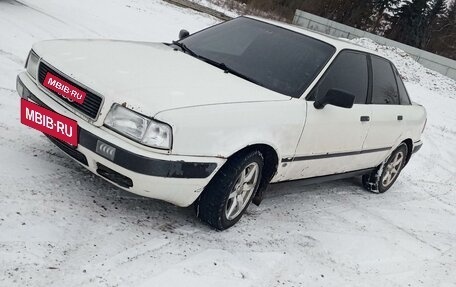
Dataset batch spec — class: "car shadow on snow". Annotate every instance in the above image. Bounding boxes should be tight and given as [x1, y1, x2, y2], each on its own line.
[39, 143, 204, 230]
[45, 143, 371, 232]
[266, 177, 366, 198]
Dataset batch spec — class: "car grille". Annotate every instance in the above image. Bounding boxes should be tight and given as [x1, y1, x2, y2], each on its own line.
[38, 62, 103, 119]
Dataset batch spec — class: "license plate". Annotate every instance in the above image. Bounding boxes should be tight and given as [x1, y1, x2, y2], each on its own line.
[20, 99, 78, 146]
[42, 72, 87, 104]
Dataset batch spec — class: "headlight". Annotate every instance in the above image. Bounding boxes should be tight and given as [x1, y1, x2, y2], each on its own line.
[104, 104, 172, 149]
[26, 50, 40, 80]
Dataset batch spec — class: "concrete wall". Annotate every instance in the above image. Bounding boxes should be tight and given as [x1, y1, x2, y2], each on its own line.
[293, 9, 456, 80]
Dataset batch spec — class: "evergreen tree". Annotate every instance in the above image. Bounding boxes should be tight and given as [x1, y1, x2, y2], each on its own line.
[345, 0, 375, 29]
[300, 0, 374, 29]
[387, 0, 429, 47]
[426, 0, 456, 58]
[372, 0, 400, 32]
[420, 0, 447, 48]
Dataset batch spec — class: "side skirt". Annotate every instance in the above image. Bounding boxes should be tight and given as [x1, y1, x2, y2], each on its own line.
[269, 168, 375, 191]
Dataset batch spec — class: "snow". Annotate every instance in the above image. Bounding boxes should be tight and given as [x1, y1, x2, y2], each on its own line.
[0, 0, 456, 286]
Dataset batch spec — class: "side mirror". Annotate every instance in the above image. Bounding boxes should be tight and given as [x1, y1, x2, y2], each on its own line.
[314, 89, 355, 109]
[179, 29, 190, 40]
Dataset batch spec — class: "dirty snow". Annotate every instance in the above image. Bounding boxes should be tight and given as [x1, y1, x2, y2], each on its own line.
[0, 0, 455, 286]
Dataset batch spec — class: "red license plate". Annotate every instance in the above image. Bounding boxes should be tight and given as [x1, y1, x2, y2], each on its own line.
[43, 72, 86, 104]
[20, 99, 78, 146]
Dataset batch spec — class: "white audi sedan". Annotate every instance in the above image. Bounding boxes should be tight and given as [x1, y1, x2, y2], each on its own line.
[16, 16, 426, 229]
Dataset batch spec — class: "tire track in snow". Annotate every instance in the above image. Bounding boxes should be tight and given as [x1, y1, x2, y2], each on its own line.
[355, 203, 443, 253]
[0, 49, 24, 66]
[6, 0, 103, 37]
[73, 238, 171, 286]
[9, 0, 74, 26]
[0, 86, 16, 93]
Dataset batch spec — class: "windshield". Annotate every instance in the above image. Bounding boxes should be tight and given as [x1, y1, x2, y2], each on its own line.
[180, 17, 336, 98]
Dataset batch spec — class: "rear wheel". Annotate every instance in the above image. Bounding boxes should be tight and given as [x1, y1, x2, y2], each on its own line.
[196, 150, 263, 230]
[362, 143, 408, 193]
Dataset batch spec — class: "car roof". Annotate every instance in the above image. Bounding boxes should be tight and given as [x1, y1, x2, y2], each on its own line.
[245, 15, 384, 57]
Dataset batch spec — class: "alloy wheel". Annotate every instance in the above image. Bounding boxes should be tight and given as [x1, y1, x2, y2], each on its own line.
[225, 162, 259, 220]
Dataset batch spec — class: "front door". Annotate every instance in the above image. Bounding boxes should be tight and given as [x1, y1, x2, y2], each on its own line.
[285, 50, 372, 180]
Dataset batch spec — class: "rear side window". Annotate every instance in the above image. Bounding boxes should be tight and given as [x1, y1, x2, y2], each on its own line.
[371, 56, 399, 105]
[393, 66, 412, 105]
[311, 50, 368, 104]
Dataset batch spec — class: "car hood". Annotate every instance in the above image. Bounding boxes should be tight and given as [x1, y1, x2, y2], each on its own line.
[32, 39, 290, 119]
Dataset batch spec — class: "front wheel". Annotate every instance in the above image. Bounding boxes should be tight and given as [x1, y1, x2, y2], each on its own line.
[196, 150, 264, 230]
[362, 143, 408, 193]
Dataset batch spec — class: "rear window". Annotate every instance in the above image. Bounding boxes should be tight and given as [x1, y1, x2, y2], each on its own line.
[393, 66, 412, 105]
[371, 56, 400, 105]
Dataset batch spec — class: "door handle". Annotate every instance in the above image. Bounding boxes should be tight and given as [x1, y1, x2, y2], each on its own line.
[360, 116, 370, 122]
[397, 115, 403, 121]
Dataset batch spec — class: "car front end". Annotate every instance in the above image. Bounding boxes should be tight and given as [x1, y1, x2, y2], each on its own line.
[17, 48, 226, 207]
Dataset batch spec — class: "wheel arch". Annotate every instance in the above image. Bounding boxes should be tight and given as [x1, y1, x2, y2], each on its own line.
[401, 138, 413, 166]
[226, 143, 280, 204]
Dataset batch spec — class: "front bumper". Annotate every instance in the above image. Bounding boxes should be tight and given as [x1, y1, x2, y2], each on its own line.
[17, 72, 225, 207]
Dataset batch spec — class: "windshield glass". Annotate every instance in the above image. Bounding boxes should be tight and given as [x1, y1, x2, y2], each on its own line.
[180, 17, 336, 98]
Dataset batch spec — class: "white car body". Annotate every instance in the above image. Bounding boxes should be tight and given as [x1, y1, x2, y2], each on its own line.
[17, 16, 426, 208]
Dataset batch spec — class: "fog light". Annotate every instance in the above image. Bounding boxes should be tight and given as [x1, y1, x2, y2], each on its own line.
[96, 140, 116, 161]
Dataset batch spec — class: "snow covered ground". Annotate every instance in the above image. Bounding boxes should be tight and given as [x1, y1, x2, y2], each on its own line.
[0, 0, 455, 286]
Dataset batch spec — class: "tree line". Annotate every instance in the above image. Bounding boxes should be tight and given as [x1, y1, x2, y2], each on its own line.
[232, 0, 456, 60]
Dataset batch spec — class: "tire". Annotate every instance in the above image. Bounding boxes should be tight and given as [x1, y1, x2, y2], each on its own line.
[196, 150, 264, 230]
[362, 143, 408, 193]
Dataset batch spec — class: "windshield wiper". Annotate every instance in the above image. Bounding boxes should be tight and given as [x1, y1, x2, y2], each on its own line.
[198, 56, 262, 86]
[172, 41, 199, 58]
[172, 42, 261, 86]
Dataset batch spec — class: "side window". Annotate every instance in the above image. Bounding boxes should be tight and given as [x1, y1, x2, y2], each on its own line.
[371, 56, 399, 105]
[311, 51, 368, 104]
[393, 66, 412, 105]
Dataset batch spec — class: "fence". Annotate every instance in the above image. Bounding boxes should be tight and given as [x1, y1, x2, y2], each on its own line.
[293, 9, 456, 80]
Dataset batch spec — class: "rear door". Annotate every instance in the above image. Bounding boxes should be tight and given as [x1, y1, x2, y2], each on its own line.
[285, 50, 372, 180]
[362, 55, 405, 165]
